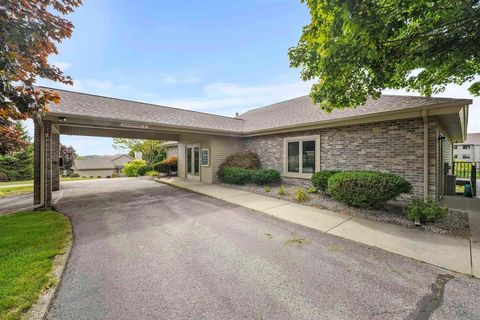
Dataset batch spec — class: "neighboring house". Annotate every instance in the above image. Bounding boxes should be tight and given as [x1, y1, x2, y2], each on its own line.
[73, 154, 133, 178]
[162, 141, 178, 158]
[454, 133, 480, 162]
[43, 89, 472, 202]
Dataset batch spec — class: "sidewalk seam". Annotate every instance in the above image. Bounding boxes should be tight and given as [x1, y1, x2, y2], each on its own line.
[325, 216, 353, 233]
[470, 239, 473, 276]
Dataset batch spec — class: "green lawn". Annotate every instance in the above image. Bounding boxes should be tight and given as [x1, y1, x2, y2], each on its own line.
[0, 186, 33, 197]
[0, 176, 97, 188]
[0, 210, 71, 320]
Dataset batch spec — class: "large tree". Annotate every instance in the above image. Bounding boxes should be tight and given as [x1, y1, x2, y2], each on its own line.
[0, 0, 81, 138]
[112, 139, 166, 164]
[289, 0, 480, 112]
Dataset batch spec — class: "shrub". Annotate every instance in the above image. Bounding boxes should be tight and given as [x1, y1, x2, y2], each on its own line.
[0, 172, 7, 182]
[311, 170, 340, 191]
[219, 151, 260, 170]
[70, 173, 80, 178]
[405, 199, 448, 223]
[121, 159, 147, 177]
[111, 173, 118, 178]
[263, 185, 271, 193]
[106, 176, 111, 179]
[250, 169, 281, 185]
[97, 176, 101, 178]
[217, 167, 251, 184]
[294, 188, 310, 202]
[306, 186, 317, 194]
[154, 156, 177, 175]
[328, 171, 412, 208]
[146, 170, 159, 177]
[137, 165, 153, 176]
[278, 185, 287, 195]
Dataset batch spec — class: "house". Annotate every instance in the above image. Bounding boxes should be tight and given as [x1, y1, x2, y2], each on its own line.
[454, 133, 480, 162]
[161, 141, 178, 158]
[37, 88, 472, 205]
[73, 154, 133, 178]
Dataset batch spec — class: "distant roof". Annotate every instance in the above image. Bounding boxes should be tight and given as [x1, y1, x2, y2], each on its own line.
[43, 87, 471, 134]
[74, 154, 132, 170]
[459, 133, 480, 145]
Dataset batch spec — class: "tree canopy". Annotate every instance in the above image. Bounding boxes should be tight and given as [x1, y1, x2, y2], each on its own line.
[60, 144, 77, 169]
[0, 0, 81, 137]
[289, 0, 480, 112]
[112, 139, 165, 164]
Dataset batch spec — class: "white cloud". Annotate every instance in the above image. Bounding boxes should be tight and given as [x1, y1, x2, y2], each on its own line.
[51, 61, 72, 70]
[158, 80, 314, 115]
[160, 75, 200, 84]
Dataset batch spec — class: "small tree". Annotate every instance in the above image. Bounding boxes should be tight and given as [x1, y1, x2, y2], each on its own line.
[60, 144, 77, 170]
[112, 139, 165, 164]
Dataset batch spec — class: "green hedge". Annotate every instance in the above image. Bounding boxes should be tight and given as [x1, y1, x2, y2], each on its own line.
[328, 171, 412, 208]
[218, 167, 251, 184]
[311, 170, 340, 191]
[137, 165, 153, 176]
[218, 167, 281, 185]
[251, 169, 281, 185]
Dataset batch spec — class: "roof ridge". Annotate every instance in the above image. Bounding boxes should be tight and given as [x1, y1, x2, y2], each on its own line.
[39, 86, 245, 122]
[239, 95, 310, 116]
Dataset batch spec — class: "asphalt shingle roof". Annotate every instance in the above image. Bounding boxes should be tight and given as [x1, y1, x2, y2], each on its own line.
[44, 87, 471, 134]
[238, 95, 470, 132]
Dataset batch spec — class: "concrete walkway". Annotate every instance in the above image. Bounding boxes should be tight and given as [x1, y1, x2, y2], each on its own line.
[158, 177, 479, 278]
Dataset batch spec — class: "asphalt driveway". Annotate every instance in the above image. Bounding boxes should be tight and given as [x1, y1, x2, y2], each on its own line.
[47, 178, 480, 320]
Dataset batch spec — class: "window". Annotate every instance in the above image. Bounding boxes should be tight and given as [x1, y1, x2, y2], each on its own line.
[284, 135, 320, 178]
[454, 145, 457, 150]
[454, 154, 458, 159]
[462, 154, 470, 159]
[463, 145, 471, 150]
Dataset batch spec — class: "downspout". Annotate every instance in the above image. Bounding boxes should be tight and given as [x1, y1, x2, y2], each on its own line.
[422, 110, 429, 200]
[36, 113, 45, 208]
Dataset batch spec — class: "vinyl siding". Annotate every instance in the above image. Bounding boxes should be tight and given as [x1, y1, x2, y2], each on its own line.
[210, 136, 243, 183]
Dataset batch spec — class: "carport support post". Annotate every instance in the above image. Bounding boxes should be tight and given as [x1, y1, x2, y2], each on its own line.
[33, 120, 53, 208]
[52, 133, 60, 191]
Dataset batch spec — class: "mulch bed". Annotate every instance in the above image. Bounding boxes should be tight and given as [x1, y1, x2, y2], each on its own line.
[221, 183, 470, 238]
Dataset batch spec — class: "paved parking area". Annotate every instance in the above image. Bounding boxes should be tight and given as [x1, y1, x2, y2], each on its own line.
[47, 178, 480, 320]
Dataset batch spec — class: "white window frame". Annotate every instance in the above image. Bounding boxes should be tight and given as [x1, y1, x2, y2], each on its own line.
[201, 148, 210, 167]
[283, 135, 320, 179]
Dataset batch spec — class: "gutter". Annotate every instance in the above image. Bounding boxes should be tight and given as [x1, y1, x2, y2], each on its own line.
[422, 110, 429, 199]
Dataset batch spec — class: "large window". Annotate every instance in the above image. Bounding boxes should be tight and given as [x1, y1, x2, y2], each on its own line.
[463, 145, 471, 150]
[284, 135, 320, 178]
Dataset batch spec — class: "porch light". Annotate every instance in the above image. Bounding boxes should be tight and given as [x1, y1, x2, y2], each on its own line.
[59, 117, 67, 122]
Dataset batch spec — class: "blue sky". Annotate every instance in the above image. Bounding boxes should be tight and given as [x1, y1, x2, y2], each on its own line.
[30, 0, 479, 155]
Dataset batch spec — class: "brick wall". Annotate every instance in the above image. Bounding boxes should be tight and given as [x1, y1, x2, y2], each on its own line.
[243, 118, 439, 199]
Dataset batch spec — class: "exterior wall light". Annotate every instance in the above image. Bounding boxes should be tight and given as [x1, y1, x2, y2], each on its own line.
[59, 117, 67, 122]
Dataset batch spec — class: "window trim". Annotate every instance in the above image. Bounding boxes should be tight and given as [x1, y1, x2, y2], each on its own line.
[283, 135, 320, 179]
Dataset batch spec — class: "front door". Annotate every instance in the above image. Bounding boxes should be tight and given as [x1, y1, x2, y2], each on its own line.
[186, 145, 200, 180]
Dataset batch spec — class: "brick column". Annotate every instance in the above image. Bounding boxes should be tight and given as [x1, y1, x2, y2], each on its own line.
[52, 133, 60, 191]
[33, 120, 41, 205]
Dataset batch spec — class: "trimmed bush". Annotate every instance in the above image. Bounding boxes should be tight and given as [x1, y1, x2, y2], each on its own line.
[311, 170, 340, 191]
[220, 151, 260, 170]
[137, 165, 153, 176]
[121, 159, 147, 177]
[250, 169, 281, 185]
[218, 167, 251, 184]
[70, 173, 80, 178]
[405, 199, 448, 223]
[328, 171, 412, 208]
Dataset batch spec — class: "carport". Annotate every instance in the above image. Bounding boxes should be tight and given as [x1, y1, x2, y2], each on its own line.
[33, 87, 243, 208]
